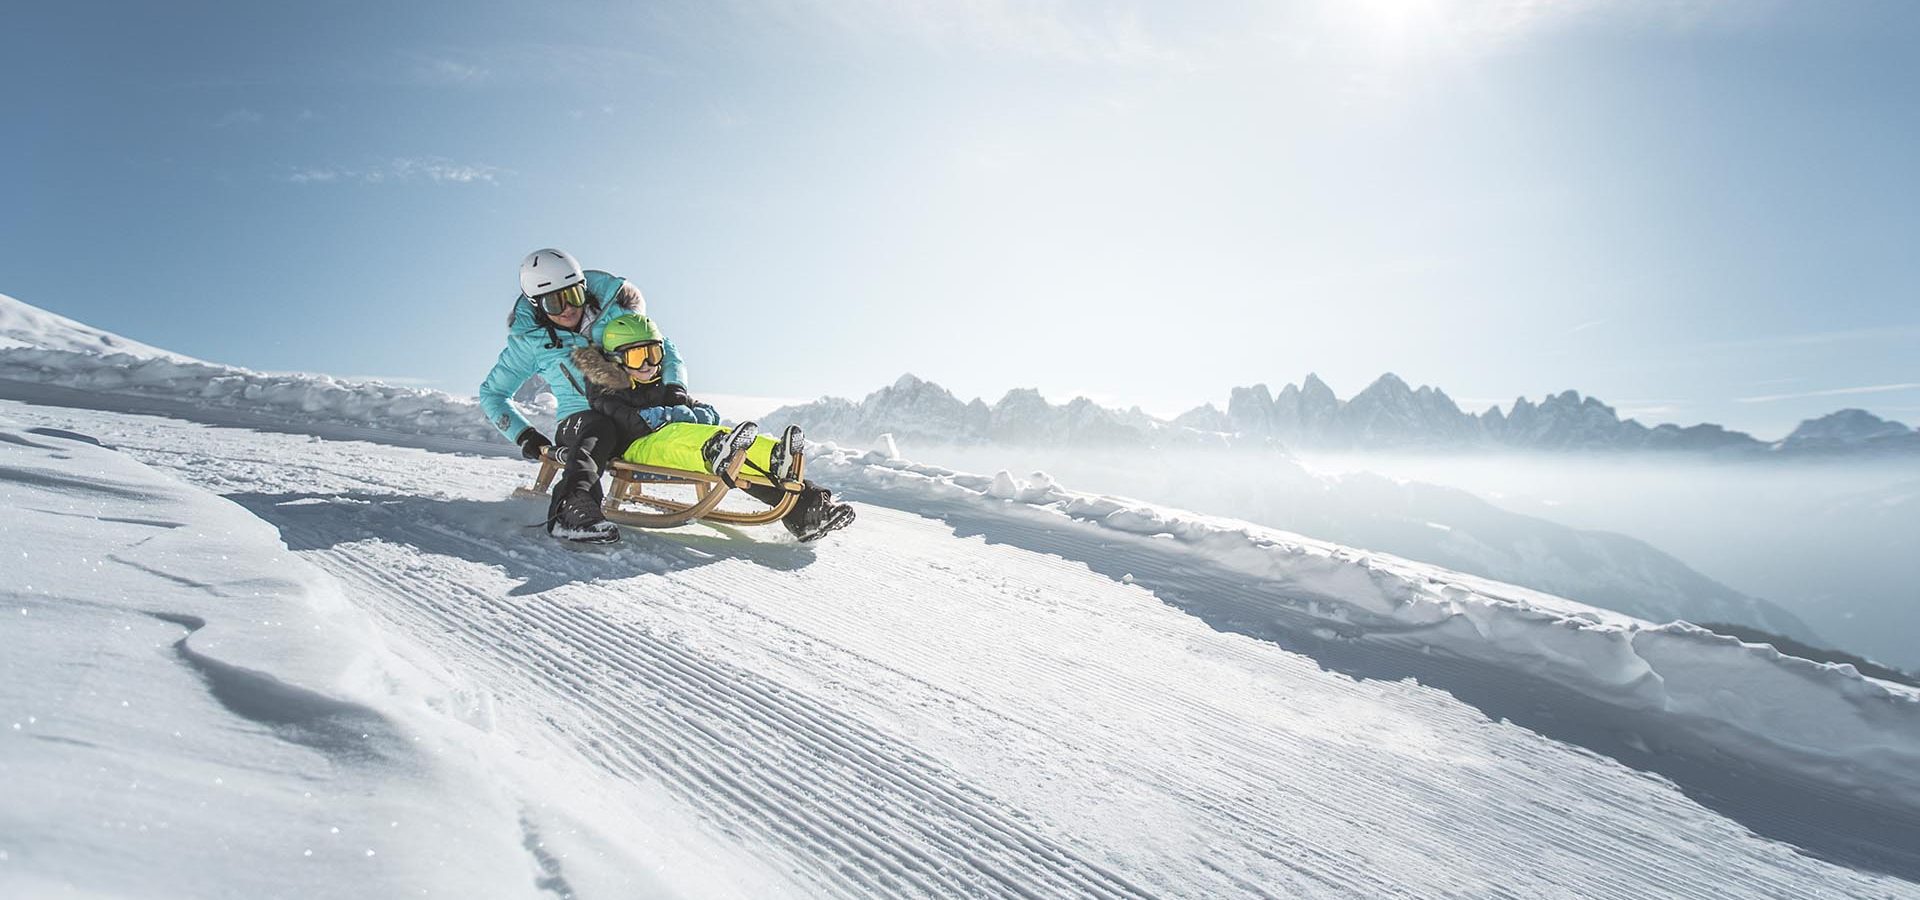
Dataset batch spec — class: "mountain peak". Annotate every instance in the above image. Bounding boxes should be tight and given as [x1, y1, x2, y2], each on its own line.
[995, 387, 1047, 406]
[1782, 408, 1916, 449]
[1357, 372, 1412, 396]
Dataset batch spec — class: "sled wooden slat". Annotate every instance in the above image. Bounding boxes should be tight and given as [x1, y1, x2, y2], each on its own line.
[514, 441, 805, 529]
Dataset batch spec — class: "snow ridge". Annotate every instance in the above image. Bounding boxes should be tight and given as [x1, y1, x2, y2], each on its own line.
[0, 292, 186, 361]
[0, 293, 522, 447]
[0, 346, 509, 446]
[808, 445, 1920, 808]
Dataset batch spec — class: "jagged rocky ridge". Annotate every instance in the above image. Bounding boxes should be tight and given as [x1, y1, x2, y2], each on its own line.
[1211, 373, 1920, 454]
[767, 374, 1234, 450]
[769, 372, 1920, 456]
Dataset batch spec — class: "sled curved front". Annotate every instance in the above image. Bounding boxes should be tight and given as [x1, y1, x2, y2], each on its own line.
[515, 445, 805, 529]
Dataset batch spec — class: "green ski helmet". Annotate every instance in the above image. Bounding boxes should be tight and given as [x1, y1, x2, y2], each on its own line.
[600, 314, 666, 379]
[600, 313, 662, 351]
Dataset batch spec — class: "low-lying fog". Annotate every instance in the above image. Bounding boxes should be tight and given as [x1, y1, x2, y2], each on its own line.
[877, 439, 1920, 672]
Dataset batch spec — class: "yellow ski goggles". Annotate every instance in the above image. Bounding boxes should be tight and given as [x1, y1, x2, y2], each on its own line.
[534, 282, 587, 315]
[613, 341, 664, 369]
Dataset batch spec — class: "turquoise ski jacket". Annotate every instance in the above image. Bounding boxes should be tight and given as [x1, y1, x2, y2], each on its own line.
[478, 269, 686, 442]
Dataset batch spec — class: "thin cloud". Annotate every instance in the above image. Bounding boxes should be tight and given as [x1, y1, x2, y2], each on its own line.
[1565, 318, 1608, 336]
[287, 167, 345, 183]
[1735, 383, 1920, 404]
[1703, 324, 1920, 352]
[284, 157, 502, 185]
[412, 55, 489, 84]
[393, 157, 500, 183]
[214, 108, 264, 128]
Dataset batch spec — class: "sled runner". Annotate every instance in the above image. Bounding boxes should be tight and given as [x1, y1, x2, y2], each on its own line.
[513, 445, 807, 529]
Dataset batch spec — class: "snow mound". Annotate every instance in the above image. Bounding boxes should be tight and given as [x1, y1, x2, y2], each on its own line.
[807, 445, 1920, 808]
[0, 292, 188, 360]
[0, 417, 546, 896]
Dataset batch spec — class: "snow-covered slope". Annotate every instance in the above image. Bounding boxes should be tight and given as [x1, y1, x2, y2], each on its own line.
[805, 451, 1920, 801]
[5, 294, 1920, 896]
[6, 400, 1920, 897]
[0, 294, 515, 449]
[0, 292, 187, 360]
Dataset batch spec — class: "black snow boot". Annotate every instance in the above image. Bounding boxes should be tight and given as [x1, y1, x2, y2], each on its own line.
[548, 489, 619, 544]
[701, 421, 759, 487]
[782, 483, 855, 543]
[766, 425, 805, 485]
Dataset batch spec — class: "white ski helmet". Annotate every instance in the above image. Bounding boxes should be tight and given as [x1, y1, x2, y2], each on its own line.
[518, 248, 585, 298]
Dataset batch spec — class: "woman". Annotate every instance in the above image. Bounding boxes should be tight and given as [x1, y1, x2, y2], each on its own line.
[478, 247, 691, 540]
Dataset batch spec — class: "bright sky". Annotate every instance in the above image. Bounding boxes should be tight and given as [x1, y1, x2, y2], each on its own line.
[4, 0, 1917, 438]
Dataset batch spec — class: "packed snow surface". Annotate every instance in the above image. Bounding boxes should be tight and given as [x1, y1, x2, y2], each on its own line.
[4, 294, 1920, 897]
[4, 397, 1920, 897]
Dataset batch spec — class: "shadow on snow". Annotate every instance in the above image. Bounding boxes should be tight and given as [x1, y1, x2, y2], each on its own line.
[227, 490, 816, 597]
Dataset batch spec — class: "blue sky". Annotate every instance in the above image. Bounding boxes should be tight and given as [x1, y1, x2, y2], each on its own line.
[4, 0, 1917, 438]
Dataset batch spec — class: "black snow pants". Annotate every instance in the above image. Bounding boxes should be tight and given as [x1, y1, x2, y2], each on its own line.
[549, 410, 623, 520]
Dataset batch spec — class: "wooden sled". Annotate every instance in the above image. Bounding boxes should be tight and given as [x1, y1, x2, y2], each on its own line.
[512, 443, 805, 529]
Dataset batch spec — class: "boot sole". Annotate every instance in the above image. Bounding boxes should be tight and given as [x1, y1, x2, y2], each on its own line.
[551, 526, 621, 545]
[714, 422, 759, 486]
[796, 505, 856, 543]
[770, 425, 806, 484]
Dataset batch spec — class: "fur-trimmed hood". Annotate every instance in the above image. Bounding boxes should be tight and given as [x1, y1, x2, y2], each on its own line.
[571, 345, 638, 390]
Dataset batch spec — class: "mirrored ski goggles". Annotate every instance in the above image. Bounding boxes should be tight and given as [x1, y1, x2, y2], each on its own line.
[534, 282, 587, 315]
[613, 341, 664, 368]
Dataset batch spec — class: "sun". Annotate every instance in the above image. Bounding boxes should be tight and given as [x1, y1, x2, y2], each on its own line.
[1337, 0, 1473, 59]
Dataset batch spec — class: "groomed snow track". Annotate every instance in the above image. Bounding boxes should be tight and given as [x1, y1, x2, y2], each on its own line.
[285, 508, 1153, 899]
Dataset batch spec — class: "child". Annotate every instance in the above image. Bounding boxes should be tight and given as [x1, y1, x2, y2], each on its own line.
[571, 314, 855, 542]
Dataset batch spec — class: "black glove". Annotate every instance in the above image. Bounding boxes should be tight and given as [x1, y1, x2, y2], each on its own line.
[515, 428, 552, 461]
[661, 384, 692, 407]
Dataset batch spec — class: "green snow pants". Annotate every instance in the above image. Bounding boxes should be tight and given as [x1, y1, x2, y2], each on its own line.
[619, 422, 779, 478]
